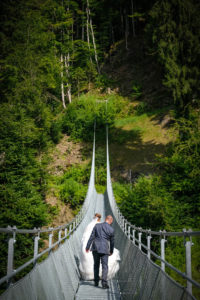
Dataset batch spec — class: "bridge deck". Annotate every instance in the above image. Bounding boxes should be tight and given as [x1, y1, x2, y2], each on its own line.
[75, 193, 121, 300]
[75, 279, 121, 300]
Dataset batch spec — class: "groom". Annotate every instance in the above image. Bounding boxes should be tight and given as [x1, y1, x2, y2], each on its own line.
[86, 215, 114, 289]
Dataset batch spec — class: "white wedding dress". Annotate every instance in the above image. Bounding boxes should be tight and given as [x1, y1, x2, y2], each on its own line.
[79, 218, 120, 280]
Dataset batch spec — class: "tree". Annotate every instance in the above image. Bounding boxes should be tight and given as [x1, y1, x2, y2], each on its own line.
[147, 0, 200, 117]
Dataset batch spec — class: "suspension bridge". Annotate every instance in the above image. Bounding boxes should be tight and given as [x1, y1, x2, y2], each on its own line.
[0, 126, 200, 300]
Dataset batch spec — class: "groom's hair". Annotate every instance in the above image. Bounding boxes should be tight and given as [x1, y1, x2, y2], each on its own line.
[94, 213, 101, 220]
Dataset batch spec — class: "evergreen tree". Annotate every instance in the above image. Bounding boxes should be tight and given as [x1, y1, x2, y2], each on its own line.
[147, 0, 200, 117]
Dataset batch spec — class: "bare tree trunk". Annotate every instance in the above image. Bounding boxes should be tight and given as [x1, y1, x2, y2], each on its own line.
[71, 21, 74, 66]
[89, 18, 100, 73]
[86, 5, 92, 63]
[120, 7, 124, 37]
[131, 0, 136, 37]
[82, 3, 85, 41]
[64, 54, 72, 103]
[60, 53, 66, 109]
[86, 0, 100, 73]
[125, 13, 129, 50]
[111, 24, 115, 44]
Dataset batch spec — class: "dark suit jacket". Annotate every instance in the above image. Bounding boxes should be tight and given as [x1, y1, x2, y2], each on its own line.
[86, 222, 114, 255]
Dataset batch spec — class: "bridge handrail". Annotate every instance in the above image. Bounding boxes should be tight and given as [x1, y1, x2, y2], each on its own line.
[0, 123, 96, 287]
[106, 125, 200, 296]
[129, 233, 200, 289]
[0, 227, 75, 286]
[0, 220, 76, 234]
[125, 221, 200, 237]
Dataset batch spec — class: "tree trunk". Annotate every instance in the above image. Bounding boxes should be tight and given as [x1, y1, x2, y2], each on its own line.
[86, 0, 100, 73]
[125, 13, 129, 50]
[131, 0, 136, 37]
[60, 54, 66, 109]
[82, 3, 85, 41]
[71, 21, 74, 66]
[77, 79, 80, 98]
[111, 24, 115, 44]
[90, 18, 100, 73]
[64, 54, 72, 103]
[86, 4, 92, 63]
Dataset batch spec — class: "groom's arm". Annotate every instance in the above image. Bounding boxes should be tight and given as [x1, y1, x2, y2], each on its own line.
[109, 230, 114, 255]
[85, 225, 96, 252]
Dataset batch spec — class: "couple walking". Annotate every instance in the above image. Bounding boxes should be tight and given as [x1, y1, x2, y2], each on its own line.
[79, 213, 120, 289]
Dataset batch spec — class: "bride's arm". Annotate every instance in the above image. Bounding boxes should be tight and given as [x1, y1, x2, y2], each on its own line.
[85, 226, 96, 252]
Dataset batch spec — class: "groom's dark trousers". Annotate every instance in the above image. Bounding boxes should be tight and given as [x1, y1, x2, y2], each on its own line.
[86, 222, 114, 285]
[92, 251, 108, 284]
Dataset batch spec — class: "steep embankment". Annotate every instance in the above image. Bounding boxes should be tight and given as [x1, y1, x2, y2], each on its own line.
[45, 39, 175, 225]
[103, 38, 175, 182]
[45, 135, 89, 226]
[45, 38, 175, 225]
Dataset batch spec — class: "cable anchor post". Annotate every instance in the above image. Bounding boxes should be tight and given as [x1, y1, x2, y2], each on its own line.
[48, 228, 53, 255]
[132, 226, 136, 245]
[58, 228, 62, 244]
[147, 229, 152, 260]
[160, 230, 167, 272]
[183, 228, 194, 297]
[7, 226, 16, 287]
[138, 230, 142, 251]
[33, 228, 40, 267]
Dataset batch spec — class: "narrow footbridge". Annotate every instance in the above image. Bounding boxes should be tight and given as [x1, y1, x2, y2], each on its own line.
[0, 126, 200, 300]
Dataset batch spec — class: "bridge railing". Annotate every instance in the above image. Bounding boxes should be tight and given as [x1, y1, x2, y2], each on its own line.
[0, 124, 96, 288]
[106, 125, 200, 297]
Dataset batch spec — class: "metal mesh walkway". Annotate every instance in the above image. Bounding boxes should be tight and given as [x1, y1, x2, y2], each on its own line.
[76, 280, 120, 300]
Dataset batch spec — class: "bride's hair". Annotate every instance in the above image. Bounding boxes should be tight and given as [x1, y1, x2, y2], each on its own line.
[94, 213, 101, 221]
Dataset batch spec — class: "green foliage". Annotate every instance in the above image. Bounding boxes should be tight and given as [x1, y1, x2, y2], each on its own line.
[95, 148, 107, 186]
[95, 74, 116, 89]
[60, 178, 87, 208]
[58, 164, 90, 210]
[62, 93, 126, 142]
[131, 81, 143, 100]
[114, 114, 200, 230]
[113, 113, 200, 290]
[135, 102, 149, 115]
[158, 115, 200, 228]
[0, 0, 64, 279]
[113, 177, 171, 231]
[147, 0, 200, 117]
[50, 117, 63, 144]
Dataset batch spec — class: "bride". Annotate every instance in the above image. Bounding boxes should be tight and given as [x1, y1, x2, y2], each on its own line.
[79, 213, 120, 280]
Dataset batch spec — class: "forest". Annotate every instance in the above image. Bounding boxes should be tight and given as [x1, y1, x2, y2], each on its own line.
[0, 0, 200, 296]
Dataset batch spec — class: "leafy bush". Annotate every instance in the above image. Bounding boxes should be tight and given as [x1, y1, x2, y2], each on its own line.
[113, 176, 172, 231]
[50, 118, 62, 144]
[62, 93, 126, 142]
[60, 178, 87, 209]
[131, 81, 142, 100]
[58, 164, 90, 209]
[135, 101, 149, 115]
